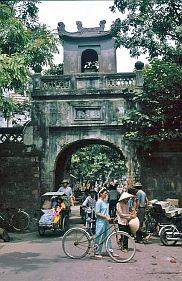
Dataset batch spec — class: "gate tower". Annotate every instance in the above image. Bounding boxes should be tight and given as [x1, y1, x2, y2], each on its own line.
[58, 20, 116, 74]
[27, 21, 144, 192]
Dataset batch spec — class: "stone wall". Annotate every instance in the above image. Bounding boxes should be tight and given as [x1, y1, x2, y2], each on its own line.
[141, 141, 182, 207]
[0, 143, 40, 216]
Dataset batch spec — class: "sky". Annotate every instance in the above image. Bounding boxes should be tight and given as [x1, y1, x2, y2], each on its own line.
[38, 1, 147, 72]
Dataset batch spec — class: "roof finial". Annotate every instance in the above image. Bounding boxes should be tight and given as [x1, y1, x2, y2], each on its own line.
[76, 21, 83, 32]
[57, 22, 65, 32]
[99, 20, 106, 32]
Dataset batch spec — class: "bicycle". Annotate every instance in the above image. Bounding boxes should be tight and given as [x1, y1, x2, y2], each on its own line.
[62, 218, 136, 263]
[144, 207, 158, 234]
[0, 208, 30, 232]
[144, 205, 173, 236]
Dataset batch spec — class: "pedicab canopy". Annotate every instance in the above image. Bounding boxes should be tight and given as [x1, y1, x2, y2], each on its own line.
[42, 192, 65, 197]
[41, 192, 71, 210]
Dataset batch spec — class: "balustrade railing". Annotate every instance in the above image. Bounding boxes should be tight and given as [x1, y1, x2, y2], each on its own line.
[42, 79, 71, 90]
[32, 71, 142, 95]
[106, 75, 136, 88]
[0, 128, 23, 143]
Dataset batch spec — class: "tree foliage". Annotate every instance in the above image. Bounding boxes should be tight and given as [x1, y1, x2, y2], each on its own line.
[120, 59, 182, 146]
[43, 63, 64, 76]
[111, 0, 182, 63]
[0, 1, 59, 120]
[70, 145, 126, 182]
[110, 0, 182, 146]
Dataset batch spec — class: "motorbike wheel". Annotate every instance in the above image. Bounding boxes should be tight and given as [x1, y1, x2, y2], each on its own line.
[160, 226, 177, 246]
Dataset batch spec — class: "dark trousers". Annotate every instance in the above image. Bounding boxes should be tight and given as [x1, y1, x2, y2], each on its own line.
[109, 200, 117, 217]
[118, 224, 131, 249]
[136, 207, 148, 241]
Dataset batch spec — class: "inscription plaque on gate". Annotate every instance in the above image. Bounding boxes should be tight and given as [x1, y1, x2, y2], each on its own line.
[72, 106, 105, 123]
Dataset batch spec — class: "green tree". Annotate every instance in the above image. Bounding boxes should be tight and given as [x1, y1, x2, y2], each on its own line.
[43, 63, 64, 76]
[110, 0, 182, 146]
[120, 59, 182, 146]
[70, 145, 126, 182]
[111, 0, 182, 63]
[0, 1, 39, 28]
[0, 1, 59, 121]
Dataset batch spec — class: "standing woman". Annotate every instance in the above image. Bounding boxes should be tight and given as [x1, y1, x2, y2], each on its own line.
[116, 192, 134, 253]
[95, 188, 119, 259]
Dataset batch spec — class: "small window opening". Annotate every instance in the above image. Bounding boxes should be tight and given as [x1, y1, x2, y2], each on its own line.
[81, 49, 99, 72]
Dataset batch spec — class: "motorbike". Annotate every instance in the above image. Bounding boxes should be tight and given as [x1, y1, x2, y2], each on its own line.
[159, 213, 182, 246]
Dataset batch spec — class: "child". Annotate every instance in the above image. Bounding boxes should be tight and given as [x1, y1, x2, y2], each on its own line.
[53, 197, 66, 224]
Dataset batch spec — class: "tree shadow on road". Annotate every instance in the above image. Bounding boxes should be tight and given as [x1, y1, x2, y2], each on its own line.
[9, 231, 65, 244]
[0, 251, 60, 272]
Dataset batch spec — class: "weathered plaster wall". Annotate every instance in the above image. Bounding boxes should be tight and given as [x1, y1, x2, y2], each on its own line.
[141, 141, 182, 207]
[31, 95, 131, 191]
[0, 143, 40, 214]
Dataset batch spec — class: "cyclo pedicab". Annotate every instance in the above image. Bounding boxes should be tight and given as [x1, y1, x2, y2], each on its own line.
[38, 192, 70, 236]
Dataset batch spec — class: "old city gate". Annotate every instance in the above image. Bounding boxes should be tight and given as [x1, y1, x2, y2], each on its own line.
[25, 21, 143, 192]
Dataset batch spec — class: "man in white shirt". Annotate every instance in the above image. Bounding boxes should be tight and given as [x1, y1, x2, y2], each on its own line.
[57, 179, 73, 199]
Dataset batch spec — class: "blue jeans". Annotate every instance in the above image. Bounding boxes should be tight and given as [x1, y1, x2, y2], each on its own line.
[95, 220, 112, 254]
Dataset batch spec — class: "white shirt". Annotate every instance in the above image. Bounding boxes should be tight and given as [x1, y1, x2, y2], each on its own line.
[82, 196, 96, 209]
[57, 186, 73, 198]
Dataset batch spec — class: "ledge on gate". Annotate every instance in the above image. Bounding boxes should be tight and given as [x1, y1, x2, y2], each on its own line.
[32, 71, 143, 97]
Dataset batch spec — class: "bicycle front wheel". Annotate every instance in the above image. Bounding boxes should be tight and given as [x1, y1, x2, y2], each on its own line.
[62, 228, 91, 259]
[106, 231, 136, 263]
[11, 211, 30, 231]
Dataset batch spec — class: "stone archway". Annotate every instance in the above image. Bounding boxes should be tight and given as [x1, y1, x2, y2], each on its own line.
[54, 138, 125, 189]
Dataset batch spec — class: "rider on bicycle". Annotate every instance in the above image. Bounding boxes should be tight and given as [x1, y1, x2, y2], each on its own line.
[81, 189, 97, 224]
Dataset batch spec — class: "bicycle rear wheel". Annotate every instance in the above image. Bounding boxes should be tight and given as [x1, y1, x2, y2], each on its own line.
[62, 228, 91, 259]
[106, 231, 136, 263]
[11, 211, 30, 231]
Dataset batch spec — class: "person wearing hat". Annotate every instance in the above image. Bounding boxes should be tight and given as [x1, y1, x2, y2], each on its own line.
[134, 182, 150, 243]
[57, 179, 74, 202]
[116, 192, 135, 253]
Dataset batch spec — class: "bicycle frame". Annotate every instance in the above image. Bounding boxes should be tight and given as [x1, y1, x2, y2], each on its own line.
[62, 218, 136, 262]
[86, 219, 119, 252]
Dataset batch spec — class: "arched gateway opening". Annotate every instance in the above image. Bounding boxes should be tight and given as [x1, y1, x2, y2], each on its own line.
[54, 139, 126, 190]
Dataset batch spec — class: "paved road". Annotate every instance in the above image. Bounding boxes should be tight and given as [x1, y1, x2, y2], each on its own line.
[0, 206, 182, 281]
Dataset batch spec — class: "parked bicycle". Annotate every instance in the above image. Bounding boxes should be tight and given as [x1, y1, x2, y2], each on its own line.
[144, 207, 159, 235]
[62, 218, 136, 263]
[144, 205, 172, 235]
[0, 208, 30, 232]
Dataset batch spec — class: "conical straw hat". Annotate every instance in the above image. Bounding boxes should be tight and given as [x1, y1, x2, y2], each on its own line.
[118, 192, 133, 201]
